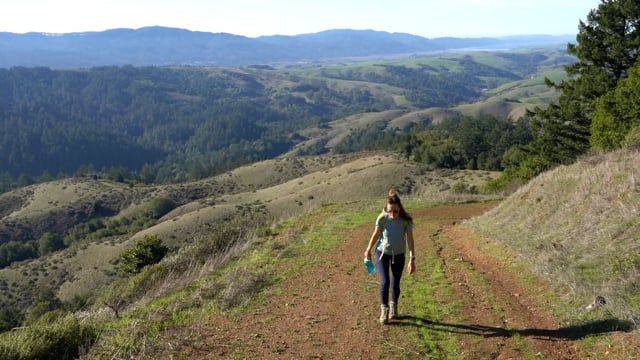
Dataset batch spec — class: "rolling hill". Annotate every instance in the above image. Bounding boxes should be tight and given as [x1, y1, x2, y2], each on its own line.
[0, 152, 499, 311]
[0, 48, 573, 182]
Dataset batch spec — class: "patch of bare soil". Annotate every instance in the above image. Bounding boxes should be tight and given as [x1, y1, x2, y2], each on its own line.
[155, 203, 625, 359]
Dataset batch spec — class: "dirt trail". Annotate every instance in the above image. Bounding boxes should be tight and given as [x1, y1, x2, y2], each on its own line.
[161, 203, 585, 359]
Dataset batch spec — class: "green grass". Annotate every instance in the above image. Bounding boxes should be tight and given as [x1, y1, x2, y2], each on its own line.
[403, 251, 460, 358]
[466, 53, 513, 70]
[80, 201, 381, 357]
[0, 314, 97, 360]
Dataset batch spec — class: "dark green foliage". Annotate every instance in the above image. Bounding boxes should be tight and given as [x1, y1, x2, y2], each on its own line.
[370, 115, 530, 171]
[525, 82, 593, 168]
[119, 235, 169, 274]
[591, 61, 640, 150]
[142, 197, 177, 219]
[378, 64, 480, 108]
[63, 219, 107, 246]
[0, 305, 23, 332]
[332, 62, 506, 108]
[0, 315, 97, 360]
[333, 114, 531, 171]
[25, 289, 62, 324]
[37, 232, 64, 256]
[569, 0, 640, 83]
[332, 121, 392, 154]
[520, 0, 640, 180]
[411, 130, 468, 168]
[0, 66, 370, 182]
[0, 241, 37, 269]
[90, 200, 116, 218]
[433, 115, 532, 170]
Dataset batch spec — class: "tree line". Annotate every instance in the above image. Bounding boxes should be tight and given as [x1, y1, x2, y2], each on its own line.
[332, 115, 532, 172]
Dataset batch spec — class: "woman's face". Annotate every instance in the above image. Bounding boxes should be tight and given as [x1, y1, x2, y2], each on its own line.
[386, 204, 400, 219]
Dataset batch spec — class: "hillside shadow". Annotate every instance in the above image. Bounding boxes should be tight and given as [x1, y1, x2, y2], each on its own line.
[393, 316, 634, 340]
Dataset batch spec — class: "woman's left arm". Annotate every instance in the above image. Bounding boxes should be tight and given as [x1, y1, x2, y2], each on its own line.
[406, 229, 416, 274]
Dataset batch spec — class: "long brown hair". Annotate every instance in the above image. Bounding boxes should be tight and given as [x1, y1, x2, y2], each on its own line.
[387, 189, 412, 223]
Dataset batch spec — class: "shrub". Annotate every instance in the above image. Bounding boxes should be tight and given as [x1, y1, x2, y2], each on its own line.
[0, 306, 24, 332]
[450, 181, 478, 194]
[0, 241, 37, 269]
[37, 232, 64, 256]
[623, 126, 640, 150]
[0, 315, 97, 360]
[143, 197, 176, 219]
[119, 235, 168, 274]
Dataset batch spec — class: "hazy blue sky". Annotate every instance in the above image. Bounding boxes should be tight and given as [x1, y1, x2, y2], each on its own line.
[2, 0, 601, 38]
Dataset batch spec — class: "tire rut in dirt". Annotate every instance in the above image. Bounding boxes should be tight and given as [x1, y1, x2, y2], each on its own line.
[436, 226, 581, 359]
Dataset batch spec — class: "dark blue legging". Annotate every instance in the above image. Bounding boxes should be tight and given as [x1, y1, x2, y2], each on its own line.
[375, 250, 405, 305]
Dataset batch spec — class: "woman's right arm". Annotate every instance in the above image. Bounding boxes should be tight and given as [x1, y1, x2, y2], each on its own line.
[364, 228, 381, 260]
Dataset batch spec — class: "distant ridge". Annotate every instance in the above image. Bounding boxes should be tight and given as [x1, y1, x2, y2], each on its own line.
[0, 26, 574, 68]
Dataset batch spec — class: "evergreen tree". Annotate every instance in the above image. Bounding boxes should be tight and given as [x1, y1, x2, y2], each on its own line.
[524, 0, 640, 174]
[591, 61, 640, 149]
[119, 235, 169, 274]
[37, 232, 65, 256]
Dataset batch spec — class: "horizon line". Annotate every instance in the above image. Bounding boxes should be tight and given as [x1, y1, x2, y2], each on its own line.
[0, 26, 576, 40]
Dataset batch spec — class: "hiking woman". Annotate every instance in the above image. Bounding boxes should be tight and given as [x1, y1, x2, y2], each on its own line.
[364, 190, 415, 324]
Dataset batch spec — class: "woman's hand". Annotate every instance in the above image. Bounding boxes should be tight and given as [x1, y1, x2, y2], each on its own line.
[364, 248, 371, 260]
[408, 257, 416, 274]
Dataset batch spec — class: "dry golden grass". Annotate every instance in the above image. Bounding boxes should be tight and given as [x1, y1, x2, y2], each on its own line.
[133, 153, 499, 244]
[0, 151, 499, 306]
[283, 110, 409, 155]
[466, 149, 640, 324]
[454, 98, 528, 121]
[1, 178, 137, 221]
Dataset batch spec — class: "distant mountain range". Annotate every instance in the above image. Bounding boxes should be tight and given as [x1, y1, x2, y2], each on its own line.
[0, 27, 575, 68]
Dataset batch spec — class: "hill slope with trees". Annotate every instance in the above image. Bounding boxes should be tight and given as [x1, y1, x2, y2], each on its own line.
[501, 0, 640, 185]
[0, 47, 572, 192]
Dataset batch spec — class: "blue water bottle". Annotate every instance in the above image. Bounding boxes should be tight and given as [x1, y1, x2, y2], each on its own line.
[364, 258, 375, 274]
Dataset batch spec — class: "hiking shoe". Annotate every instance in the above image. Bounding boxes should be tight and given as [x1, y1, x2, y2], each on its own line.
[380, 304, 389, 324]
[389, 301, 398, 319]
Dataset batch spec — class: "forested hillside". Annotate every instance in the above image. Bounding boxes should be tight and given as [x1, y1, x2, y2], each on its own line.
[0, 48, 571, 192]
